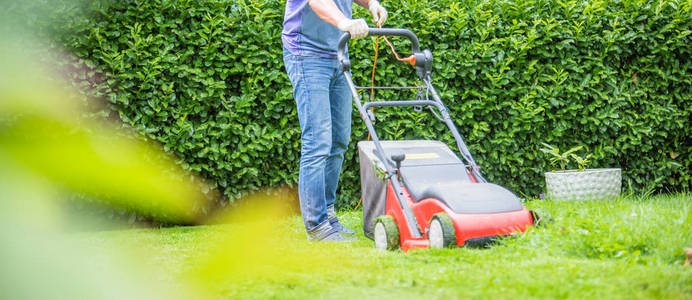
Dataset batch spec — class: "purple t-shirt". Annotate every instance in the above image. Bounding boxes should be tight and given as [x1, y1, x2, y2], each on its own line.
[282, 0, 353, 57]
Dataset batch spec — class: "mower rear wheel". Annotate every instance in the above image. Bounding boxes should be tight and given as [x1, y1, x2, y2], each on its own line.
[374, 215, 399, 251]
[429, 213, 456, 249]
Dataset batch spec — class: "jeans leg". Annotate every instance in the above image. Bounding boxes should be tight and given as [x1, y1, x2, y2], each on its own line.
[324, 69, 353, 211]
[283, 53, 336, 239]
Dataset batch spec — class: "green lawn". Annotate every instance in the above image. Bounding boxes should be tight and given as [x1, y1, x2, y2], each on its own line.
[85, 194, 692, 299]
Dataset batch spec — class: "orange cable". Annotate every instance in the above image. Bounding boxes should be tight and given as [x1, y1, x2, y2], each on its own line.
[370, 36, 379, 115]
[367, 36, 379, 139]
[382, 36, 416, 65]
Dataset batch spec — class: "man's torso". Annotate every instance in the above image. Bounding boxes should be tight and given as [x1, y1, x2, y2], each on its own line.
[282, 0, 353, 57]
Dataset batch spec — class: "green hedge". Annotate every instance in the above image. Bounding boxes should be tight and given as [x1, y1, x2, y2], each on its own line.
[42, 0, 691, 208]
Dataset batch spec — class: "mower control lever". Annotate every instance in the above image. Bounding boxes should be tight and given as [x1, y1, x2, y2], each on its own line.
[391, 153, 405, 171]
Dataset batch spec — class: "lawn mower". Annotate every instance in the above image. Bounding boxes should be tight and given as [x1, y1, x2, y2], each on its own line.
[337, 28, 536, 252]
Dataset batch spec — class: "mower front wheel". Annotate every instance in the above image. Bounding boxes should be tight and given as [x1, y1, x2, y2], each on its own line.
[374, 215, 399, 251]
[429, 213, 456, 249]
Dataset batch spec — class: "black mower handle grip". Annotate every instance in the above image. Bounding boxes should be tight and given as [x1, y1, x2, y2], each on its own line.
[337, 28, 421, 72]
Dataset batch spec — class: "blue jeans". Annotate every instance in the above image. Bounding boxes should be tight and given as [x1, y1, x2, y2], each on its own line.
[283, 50, 352, 239]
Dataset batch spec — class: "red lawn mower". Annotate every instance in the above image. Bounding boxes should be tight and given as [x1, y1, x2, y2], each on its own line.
[337, 29, 536, 252]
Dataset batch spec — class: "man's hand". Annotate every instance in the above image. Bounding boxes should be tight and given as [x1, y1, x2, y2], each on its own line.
[368, 0, 388, 28]
[337, 18, 369, 39]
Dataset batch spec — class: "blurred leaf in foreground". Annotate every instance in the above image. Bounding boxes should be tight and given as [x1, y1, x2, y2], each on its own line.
[0, 9, 211, 298]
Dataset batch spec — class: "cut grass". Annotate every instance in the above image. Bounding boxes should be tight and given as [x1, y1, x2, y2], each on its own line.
[84, 194, 692, 299]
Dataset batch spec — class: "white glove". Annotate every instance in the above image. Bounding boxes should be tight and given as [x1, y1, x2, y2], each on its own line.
[368, 0, 388, 28]
[337, 18, 369, 39]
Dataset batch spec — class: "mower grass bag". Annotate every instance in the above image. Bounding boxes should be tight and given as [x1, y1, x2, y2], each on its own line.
[359, 140, 460, 239]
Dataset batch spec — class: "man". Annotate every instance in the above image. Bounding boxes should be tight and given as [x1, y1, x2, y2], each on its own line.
[282, 0, 388, 241]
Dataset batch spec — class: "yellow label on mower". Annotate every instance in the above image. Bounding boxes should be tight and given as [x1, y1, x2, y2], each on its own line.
[405, 153, 439, 159]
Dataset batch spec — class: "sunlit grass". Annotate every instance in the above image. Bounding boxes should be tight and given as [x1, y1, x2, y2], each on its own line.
[81, 194, 692, 299]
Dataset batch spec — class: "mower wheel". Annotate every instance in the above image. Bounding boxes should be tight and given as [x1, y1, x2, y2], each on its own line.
[374, 215, 399, 251]
[429, 213, 456, 249]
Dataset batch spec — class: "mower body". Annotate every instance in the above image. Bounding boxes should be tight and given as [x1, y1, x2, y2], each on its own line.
[385, 183, 534, 251]
[359, 140, 534, 252]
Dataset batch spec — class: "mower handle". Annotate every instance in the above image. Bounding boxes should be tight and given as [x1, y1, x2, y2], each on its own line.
[337, 28, 421, 72]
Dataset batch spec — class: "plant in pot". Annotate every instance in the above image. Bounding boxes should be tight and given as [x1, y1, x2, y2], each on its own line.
[540, 143, 621, 201]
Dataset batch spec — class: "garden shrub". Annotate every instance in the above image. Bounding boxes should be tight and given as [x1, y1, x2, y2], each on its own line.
[24, 0, 692, 209]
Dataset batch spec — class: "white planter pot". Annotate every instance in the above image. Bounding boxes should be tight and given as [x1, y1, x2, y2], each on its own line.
[545, 168, 621, 201]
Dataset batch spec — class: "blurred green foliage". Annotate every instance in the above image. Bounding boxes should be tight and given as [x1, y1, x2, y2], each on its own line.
[0, 8, 219, 296]
[16, 0, 691, 208]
